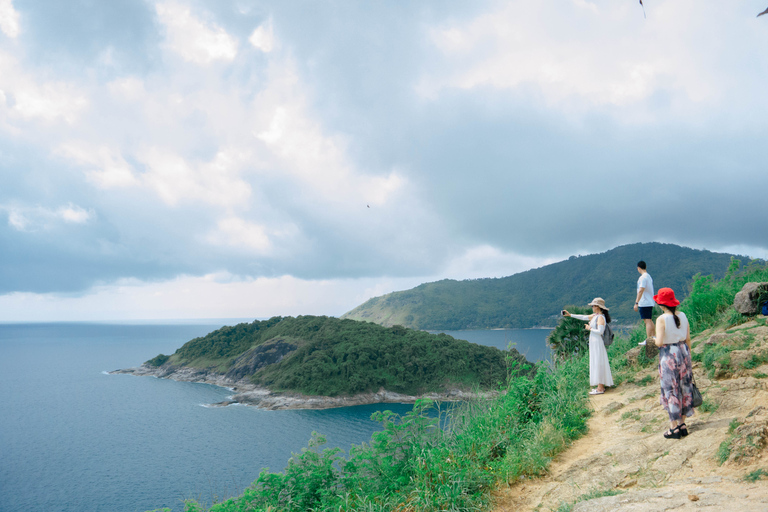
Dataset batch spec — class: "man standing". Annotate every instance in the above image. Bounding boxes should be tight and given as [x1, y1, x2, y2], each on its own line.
[634, 261, 655, 346]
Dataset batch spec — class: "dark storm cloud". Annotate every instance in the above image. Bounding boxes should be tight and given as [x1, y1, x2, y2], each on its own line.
[1, 0, 766, 300]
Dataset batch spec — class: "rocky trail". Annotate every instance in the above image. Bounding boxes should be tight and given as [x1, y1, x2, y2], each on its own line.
[492, 320, 768, 511]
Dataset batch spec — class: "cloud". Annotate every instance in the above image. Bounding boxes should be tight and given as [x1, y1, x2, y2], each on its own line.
[0, 273, 434, 321]
[419, 0, 766, 119]
[3, 203, 93, 232]
[0, 0, 766, 320]
[0, 0, 20, 38]
[57, 142, 139, 189]
[249, 18, 274, 53]
[0, 50, 88, 125]
[206, 216, 272, 254]
[155, 1, 238, 64]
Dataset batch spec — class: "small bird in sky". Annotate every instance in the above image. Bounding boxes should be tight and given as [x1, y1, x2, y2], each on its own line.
[759, 7, 768, 17]
[367, 204, 370, 208]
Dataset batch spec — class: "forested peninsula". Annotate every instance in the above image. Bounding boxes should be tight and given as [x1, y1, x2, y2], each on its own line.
[114, 315, 530, 409]
[342, 242, 746, 330]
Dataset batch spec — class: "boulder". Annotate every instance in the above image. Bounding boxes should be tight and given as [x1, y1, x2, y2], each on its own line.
[625, 346, 642, 366]
[645, 340, 659, 360]
[733, 282, 768, 315]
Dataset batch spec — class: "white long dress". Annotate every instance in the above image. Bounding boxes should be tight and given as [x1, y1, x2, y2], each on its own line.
[572, 314, 614, 387]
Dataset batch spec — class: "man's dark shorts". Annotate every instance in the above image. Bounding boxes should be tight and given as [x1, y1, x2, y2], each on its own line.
[638, 306, 653, 320]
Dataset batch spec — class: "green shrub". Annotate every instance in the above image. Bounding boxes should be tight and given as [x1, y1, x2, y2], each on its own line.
[174, 358, 591, 512]
[547, 306, 592, 361]
[146, 354, 170, 367]
[716, 439, 732, 465]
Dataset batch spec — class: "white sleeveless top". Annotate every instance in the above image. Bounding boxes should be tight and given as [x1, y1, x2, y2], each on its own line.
[661, 312, 689, 344]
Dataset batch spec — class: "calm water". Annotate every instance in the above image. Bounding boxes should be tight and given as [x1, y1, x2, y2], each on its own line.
[0, 323, 550, 512]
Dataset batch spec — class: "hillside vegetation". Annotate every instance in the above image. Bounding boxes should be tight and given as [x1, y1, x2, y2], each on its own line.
[342, 242, 744, 330]
[148, 260, 768, 512]
[148, 315, 523, 397]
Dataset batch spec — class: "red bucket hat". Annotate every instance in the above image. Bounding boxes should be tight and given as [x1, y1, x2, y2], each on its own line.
[653, 287, 680, 307]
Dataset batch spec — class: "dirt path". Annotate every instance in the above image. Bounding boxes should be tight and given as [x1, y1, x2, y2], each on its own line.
[492, 322, 768, 512]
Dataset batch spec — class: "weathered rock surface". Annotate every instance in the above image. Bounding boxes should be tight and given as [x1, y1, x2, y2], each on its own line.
[734, 282, 768, 315]
[110, 364, 496, 410]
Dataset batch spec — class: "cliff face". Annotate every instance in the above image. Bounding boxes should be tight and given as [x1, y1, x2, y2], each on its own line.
[493, 319, 768, 511]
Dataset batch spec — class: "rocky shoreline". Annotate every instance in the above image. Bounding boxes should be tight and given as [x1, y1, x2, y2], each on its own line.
[110, 364, 497, 410]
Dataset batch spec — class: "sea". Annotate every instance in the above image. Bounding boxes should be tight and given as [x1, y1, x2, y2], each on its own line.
[0, 322, 552, 512]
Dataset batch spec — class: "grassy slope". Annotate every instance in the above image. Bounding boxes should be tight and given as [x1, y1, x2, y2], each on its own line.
[342, 242, 744, 330]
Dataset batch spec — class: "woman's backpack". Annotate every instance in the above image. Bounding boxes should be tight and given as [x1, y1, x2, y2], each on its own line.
[602, 323, 614, 347]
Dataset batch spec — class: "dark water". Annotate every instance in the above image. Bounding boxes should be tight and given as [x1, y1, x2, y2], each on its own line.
[0, 323, 550, 512]
[433, 328, 553, 362]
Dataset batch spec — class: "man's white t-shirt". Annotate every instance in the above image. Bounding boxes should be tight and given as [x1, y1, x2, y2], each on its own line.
[637, 273, 655, 307]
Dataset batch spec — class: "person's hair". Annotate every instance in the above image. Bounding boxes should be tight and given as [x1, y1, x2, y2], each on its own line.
[637, 260, 647, 270]
[598, 308, 611, 324]
[664, 305, 681, 328]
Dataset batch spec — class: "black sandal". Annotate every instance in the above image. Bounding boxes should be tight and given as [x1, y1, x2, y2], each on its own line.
[678, 423, 689, 437]
[663, 427, 681, 439]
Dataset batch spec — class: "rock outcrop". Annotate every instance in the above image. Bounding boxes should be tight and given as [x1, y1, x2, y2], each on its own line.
[110, 364, 496, 410]
[734, 282, 768, 315]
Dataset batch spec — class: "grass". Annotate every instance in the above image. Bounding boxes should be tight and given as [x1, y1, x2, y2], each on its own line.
[741, 350, 768, 370]
[620, 410, 642, 422]
[716, 438, 733, 465]
[691, 332, 756, 379]
[699, 398, 719, 414]
[636, 375, 653, 387]
[744, 468, 767, 482]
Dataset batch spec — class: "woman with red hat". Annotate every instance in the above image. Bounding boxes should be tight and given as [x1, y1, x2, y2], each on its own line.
[653, 287, 694, 439]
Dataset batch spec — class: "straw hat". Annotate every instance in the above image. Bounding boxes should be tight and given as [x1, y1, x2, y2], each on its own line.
[588, 297, 609, 310]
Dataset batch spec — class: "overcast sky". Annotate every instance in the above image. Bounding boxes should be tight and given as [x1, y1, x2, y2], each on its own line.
[1, 0, 767, 322]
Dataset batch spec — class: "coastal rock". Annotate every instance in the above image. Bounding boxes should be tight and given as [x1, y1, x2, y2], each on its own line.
[110, 365, 496, 410]
[224, 339, 297, 382]
[733, 282, 768, 315]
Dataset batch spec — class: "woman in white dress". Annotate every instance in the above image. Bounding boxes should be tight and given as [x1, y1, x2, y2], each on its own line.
[563, 297, 614, 395]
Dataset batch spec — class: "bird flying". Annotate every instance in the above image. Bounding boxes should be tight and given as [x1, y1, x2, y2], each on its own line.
[758, 7, 768, 17]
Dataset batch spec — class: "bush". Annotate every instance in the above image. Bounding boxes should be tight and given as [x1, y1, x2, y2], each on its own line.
[547, 306, 592, 361]
[172, 358, 591, 512]
[147, 354, 170, 367]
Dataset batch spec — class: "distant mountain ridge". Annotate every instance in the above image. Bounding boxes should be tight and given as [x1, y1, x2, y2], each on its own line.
[342, 243, 751, 329]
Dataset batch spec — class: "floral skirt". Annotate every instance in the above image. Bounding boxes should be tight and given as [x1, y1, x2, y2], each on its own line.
[658, 342, 695, 422]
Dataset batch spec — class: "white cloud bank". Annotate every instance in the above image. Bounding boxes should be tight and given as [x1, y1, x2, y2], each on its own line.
[0, 0, 20, 39]
[155, 1, 239, 64]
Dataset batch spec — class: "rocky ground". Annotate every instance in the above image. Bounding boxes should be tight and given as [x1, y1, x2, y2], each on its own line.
[492, 319, 768, 512]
